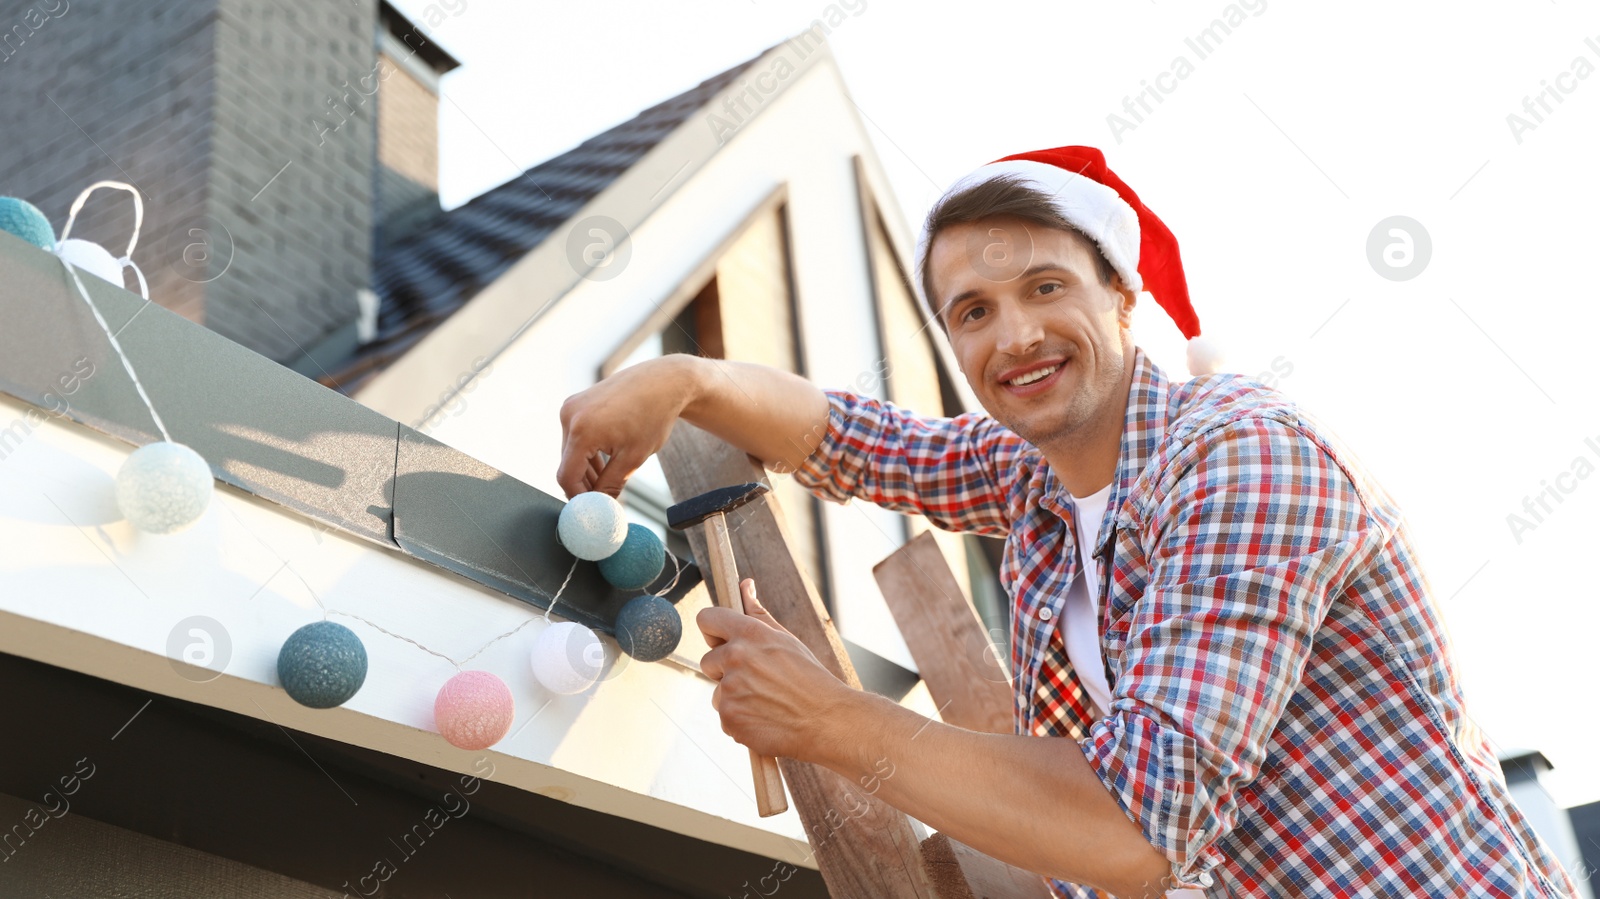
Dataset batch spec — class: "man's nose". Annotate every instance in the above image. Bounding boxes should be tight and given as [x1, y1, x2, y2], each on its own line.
[993, 303, 1044, 358]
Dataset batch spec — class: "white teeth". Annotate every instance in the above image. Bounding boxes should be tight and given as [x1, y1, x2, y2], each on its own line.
[1007, 364, 1059, 386]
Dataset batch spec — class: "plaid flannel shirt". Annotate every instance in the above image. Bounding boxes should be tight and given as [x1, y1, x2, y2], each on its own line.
[791, 348, 1580, 898]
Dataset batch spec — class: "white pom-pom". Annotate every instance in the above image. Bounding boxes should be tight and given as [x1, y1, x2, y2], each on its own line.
[56, 238, 126, 288]
[531, 621, 605, 694]
[1185, 335, 1227, 377]
[557, 491, 628, 561]
[116, 441, 214, 534]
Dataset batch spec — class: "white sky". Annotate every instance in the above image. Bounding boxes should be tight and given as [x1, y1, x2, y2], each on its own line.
[395, 0, 1600, 807]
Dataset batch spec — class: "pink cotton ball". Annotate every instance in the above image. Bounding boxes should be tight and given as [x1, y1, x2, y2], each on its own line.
[433, 670, 515, 751]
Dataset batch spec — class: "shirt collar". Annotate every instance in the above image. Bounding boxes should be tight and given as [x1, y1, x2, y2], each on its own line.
[1041, 346, 1172, 560]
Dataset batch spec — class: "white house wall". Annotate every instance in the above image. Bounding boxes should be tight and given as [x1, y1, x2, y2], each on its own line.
[0, 392, 815, 870]
[401, 56, 922, 671]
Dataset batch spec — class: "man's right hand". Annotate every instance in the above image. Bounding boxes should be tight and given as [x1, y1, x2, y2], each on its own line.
[555, 353, 833, 501]
[556, 355, 697, 499]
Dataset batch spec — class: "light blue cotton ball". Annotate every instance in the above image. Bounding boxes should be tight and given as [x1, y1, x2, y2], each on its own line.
[599, 523, 665, 591]
[557, 491, 628, 561]
[0, 197, 56, 249]
[277, 621, 368, 709]
[115, 441, 215, 534]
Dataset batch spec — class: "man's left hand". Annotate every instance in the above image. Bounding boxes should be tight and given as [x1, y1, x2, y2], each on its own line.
[697, 578, 849, 761]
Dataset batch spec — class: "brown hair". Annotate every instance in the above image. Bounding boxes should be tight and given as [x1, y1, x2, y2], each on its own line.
[918, 174, 1115, 330]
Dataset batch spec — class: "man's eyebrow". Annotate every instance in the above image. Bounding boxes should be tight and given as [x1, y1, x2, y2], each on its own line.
[939, 263, 1070, 316]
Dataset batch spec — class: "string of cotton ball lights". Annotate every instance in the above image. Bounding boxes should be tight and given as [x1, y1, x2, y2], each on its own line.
[601, 523, 683, 663]
[6, 185, 691, 751]
[260, 491, 686, 751]
[1, 183, 214, 535]
[266, 555, 574, 749]
[539, 510, 686, 679]
[531, 493, 681, 694]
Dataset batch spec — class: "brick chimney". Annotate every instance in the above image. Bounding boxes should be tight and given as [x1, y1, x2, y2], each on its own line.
[0, 0, 452, 368]
[375, 1, 460, 251]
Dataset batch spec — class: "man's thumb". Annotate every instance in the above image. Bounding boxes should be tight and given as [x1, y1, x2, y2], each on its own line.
[740, 578, 774, 622]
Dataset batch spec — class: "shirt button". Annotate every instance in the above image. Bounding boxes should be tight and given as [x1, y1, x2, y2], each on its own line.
[1038, 607, 1053, 621]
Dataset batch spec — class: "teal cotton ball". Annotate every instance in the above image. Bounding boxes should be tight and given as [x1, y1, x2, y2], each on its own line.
[557, 491, 628, 561]
[0, 197, 55, 249]
[277, 621, 368, 709]
[615, 594, 682, 662]
[599, 523, 665, 591]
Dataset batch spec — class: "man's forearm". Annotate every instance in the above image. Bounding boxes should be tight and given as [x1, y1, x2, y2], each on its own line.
[677, 355, 832, 473]
[809, 688, 1174, 898]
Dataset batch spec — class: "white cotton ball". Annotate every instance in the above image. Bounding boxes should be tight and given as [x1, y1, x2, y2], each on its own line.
[531, 621, 605, 695]
[116, 441, 214, 534]
[1185, 335, 1227, 377]
[56, 238, 126, 289]
[557, 491, 628, 561]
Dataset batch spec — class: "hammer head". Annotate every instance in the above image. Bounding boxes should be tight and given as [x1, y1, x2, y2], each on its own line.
[666, 482, 770, 531]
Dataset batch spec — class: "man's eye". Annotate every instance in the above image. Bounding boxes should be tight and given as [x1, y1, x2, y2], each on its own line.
[1037, 283, 1060, 296]
[962, 306, 987, 323]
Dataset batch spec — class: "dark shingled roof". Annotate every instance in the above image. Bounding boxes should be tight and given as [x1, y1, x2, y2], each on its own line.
[320, 44, 775, 394]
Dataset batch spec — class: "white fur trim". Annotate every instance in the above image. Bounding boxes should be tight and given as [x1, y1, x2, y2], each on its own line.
[1185, 335, 1226, 376]
[914, 159, 1143, 315]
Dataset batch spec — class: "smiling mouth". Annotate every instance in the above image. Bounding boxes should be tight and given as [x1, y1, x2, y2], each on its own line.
[1002, 363, 1061, 387]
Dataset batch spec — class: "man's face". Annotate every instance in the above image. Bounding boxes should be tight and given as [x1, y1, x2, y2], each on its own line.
[928, 215, 1135, 450]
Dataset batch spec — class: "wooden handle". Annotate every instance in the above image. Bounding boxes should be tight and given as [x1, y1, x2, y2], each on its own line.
[705, 512, 789, 817]
[749, 748, 786, 816]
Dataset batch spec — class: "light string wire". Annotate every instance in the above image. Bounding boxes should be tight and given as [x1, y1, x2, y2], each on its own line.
[58, 179, 151, 300]
[52, 181, 168, 441]
[306, 543, 685, 672]
[311, 559, 581, 673]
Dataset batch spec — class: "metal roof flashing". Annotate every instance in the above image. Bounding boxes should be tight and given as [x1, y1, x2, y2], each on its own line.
[0, 232, 694, 634]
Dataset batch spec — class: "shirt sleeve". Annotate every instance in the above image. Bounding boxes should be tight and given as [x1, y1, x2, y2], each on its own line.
[1078, 415, 1382, 891]
[788, 389, 1030, 537]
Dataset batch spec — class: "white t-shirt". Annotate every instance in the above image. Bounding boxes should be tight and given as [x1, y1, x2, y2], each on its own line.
[1063, 483, 1115, 718]
[1064, 484, 1206, 899]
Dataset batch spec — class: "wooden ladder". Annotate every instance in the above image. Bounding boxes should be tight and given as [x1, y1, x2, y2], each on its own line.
[659, 421, 1050, 899]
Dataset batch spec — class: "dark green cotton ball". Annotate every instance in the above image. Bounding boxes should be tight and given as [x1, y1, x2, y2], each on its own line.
[615, 594, 682, 662]
[0, 197, 55, 249]
[598, 523, 666, 591]
[277, 621, 368, 709]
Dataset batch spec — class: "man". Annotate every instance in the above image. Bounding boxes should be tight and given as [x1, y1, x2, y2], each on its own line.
[556, 146, 1580, 897]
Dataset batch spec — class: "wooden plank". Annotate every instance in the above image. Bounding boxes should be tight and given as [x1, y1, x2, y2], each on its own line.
[659, 420, 937, 899]
[922, 833, 1052, 899]
[874, 532, 1052, 899]
[872, 531, 1013, 735]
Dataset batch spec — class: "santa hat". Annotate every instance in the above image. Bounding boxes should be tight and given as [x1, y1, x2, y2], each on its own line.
[912, 145, 1224, 377]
